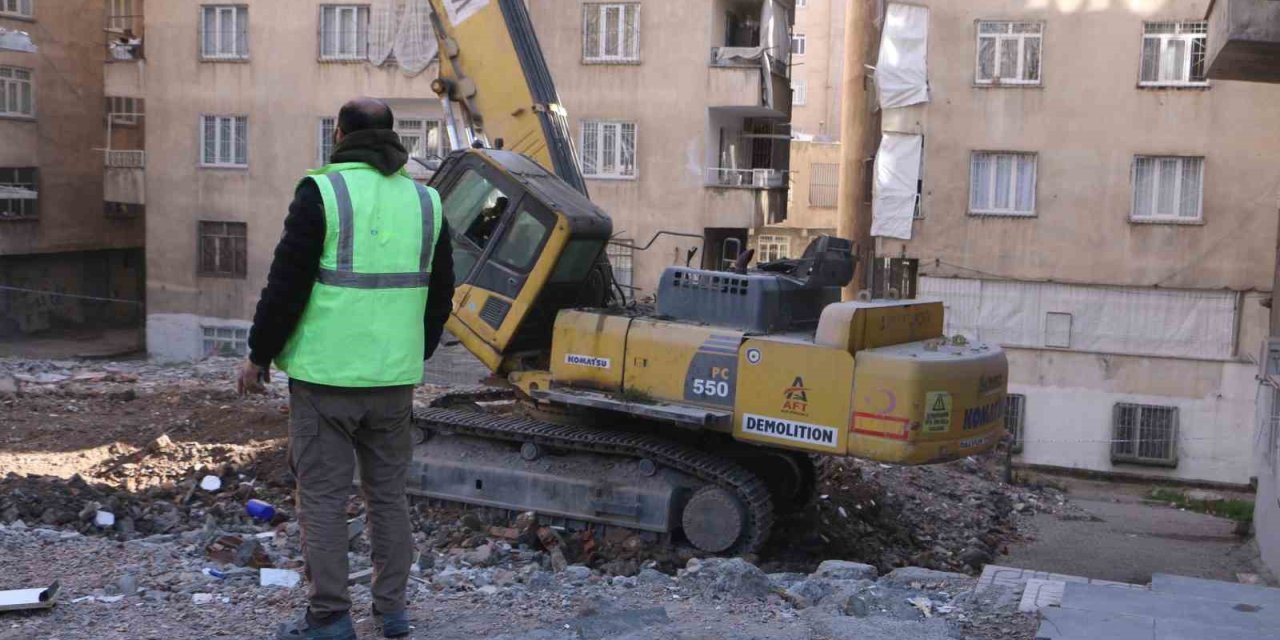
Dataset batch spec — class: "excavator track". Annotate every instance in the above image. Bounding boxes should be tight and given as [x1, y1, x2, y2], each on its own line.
[412, 406, 776, 555]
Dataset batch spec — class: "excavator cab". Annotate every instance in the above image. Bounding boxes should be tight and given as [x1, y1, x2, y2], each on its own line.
[430, 148, 613, 373]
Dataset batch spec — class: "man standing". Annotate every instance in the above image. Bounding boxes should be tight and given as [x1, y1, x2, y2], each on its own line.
[239, 97, 454, 640]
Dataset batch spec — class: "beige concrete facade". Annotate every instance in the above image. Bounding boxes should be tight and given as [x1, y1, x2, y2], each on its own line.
[789, 0, 845, 141]
[0, 1, 144, 339]
[869, 0, 1280, 485]
[137, 1, 447, 360]
[528, 0, 793, 293]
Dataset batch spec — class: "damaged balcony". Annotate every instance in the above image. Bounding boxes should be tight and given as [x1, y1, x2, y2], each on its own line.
[1206, 0, 1280, 82]
[104, 2, 145, 97]
[102, 96, 145, 219]
[708, 0, 793, 117]
[704, 110, 790, 227]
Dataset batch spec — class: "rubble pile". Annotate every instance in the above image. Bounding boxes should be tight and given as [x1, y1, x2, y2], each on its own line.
[764, 453, 1069, 575]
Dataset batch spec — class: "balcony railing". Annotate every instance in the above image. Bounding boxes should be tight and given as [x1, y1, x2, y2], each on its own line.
[710, 46, 788, 77]
[105, 150, 145, 168]
[706, 167, 788, 189]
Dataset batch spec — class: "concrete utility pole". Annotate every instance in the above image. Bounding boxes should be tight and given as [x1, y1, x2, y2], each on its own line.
[834, 0, 880, 299]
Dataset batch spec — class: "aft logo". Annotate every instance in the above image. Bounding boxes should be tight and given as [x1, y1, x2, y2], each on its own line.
[565, 354, 611, 369]
[782, 376, 809, 416]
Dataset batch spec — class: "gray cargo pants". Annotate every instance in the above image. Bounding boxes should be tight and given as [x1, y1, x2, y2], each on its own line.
[288, 379, 415, 621]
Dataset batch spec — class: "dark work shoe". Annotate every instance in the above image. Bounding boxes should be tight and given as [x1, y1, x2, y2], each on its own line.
[376, 608, 412, 638]
[275, 611, 356, 640]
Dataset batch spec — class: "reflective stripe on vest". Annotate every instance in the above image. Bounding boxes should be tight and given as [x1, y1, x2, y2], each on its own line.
[317, 172, 436, 289]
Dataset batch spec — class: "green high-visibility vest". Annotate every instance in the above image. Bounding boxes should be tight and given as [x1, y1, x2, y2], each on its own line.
[275, 162, 443, 387]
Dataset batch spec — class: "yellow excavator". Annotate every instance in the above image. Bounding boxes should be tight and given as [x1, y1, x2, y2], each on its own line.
[411, 0, 1008, 554]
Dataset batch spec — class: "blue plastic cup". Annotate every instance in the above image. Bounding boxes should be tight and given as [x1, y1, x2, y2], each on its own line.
[245, 499, 276, 521]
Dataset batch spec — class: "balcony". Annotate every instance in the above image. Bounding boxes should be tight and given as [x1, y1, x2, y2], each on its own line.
[702, 183, 788, 228]
[104, 150, 144, 206]
[1206, 0, 1280, 82]
[705, 167, 788, 189]
[708, 47, 791, 116]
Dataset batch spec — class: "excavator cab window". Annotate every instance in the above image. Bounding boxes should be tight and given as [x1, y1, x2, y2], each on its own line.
[441, 169, 516, 281]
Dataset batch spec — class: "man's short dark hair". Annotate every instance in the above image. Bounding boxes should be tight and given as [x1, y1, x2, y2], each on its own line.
[338, 97, 394, 134]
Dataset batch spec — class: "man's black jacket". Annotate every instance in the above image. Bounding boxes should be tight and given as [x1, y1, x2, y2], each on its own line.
[247, 129, 455, 369]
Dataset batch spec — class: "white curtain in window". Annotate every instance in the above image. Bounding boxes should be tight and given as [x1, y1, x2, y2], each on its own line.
[871, 132, 922, 240]
[367, 0, 438, 76]
[876, 3, 929, 109]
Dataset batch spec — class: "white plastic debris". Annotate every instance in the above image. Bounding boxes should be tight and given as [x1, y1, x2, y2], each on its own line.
[200, 475, 222, 492]
[259, 569, 301, 589]
[94, 511, 115, 528]
[907, 596, 933, 618]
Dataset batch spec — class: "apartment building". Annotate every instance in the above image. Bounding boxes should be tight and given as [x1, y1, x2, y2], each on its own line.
[528, 0, 793, 293]
[0, 0, 144, 346]
[750, 0, 845, 268]
[867, 0, 1280, 486]
[133, 1, 449, 360]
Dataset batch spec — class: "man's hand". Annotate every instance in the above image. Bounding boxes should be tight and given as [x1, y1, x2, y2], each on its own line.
[237, 360, 270, 396]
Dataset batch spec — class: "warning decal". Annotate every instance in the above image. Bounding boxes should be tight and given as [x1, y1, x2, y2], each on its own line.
[923, 391, 952, 433]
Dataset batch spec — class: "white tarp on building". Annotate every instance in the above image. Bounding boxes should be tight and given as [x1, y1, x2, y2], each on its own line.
[876, 3, 929, 109]
[921, 277, 1239, 361]
[871, 132, 922, 240]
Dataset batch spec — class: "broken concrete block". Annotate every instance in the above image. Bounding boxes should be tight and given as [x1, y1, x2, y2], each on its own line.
[568, 607, 670, 640]
[813, 560, 878, 581]
[191, 593, 215, 605]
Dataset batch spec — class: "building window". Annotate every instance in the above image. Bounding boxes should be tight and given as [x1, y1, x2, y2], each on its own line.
[606, 240, 634, 288]
[201, 326, 249, 358]
[198, 221, 247, 278]
[0, 0, 31, 18]
[791, 33, 807, 56]
[104, 202, 144, 218]
[201, 5, 249, 60]
[1006, 393, 1025, 453]
[796, 0, 807, 7]
[1112, 403, 1178, 466]
[1132, 156, 1203, 222]
[792, 79, 807, 106]
[0, 66, 34, 118]
[582, 3, 639, 63]
[200, 115, 248, 168]
[106, 96, 142, 126]
[395, 118, 447, 161]
[1140, 21, 1208, 87]
[976, 21, 1042, 85]
[0, 167, 37, 220]
[809, 162, 838, 208]
[757, 235, 790, 263]
[969, 151, 1036, 216]
[319, 5, 369, 60]
[580, 121, 636, 179]
[318, 117, 336, 165]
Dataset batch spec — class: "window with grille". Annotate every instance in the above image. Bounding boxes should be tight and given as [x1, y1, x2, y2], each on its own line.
[970, 151, 1036, 216]
[792, 33, 807, 56]
[606, 240, 634, 288]
[395, 118, 448, 161]
[976, 21, 1042, 85]
[1132, 156, 1202, 221]
[318, 117, 336, 165]
[0, 167, 37, 220]
[809, 162, 838, 208]
[1006, 393, 1025, 453]
[792, 79, 807, 106]
[319, 5, 369, 60]
[1112, 403, 1178, 466]
[106, 96, 142, 126]
[582, 3, 639, 63]
[581, 121, 637, 179]
[0, 66, 34, 117]
[1140, 21, 1208, 86]
[198, 221, 247, 278]
[0, 0, 31, 18]
[201, 5, 249, 60]
[757, 235, 790, 263]
[200, 115, 248, 167]
[201, 326, 249, 358]
[107, 0, 137, 31]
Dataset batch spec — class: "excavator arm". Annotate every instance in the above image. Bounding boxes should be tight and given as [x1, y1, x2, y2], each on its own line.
[426, 0, 587, 195]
